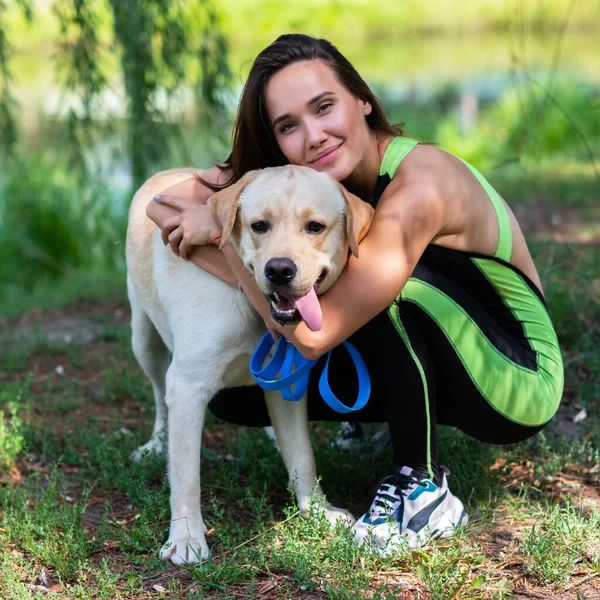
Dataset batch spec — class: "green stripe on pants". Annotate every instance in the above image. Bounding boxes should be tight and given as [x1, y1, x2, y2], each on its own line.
[398, 265, 563, 427]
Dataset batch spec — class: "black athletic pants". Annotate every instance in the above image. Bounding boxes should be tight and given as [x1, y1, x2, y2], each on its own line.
[208, 275, 546, 485]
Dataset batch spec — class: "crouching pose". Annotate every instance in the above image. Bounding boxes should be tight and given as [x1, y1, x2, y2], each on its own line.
[149, 34, 563, 553]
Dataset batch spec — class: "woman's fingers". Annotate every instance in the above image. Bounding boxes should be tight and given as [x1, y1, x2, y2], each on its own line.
[179, 235, 191, 261]
[161, 215, 181, 245]
[168, 227, 183, 257]
[268, 326, 281, 343]
[153, 194, 189, 211]
[157, 176, 206, 203]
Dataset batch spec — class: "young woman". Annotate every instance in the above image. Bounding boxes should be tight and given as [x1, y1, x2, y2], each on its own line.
[147, 34, 563, 552]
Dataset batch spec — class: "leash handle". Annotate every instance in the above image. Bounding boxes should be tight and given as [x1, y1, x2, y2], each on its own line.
[250, 333, 371, 412]
[250, 333, 317, 396]
[319, 340, 371, 413]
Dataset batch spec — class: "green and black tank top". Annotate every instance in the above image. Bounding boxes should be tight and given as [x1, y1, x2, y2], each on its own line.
[374, 137, 563, 427]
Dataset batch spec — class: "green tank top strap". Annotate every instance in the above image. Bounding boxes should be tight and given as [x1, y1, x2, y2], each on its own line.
[379, 136, 419, 179]
[455, 158, 513, 263]
[378, 136, 513, 263]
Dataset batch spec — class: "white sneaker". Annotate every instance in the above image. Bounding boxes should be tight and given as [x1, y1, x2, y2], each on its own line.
[352, 466, 468, 554]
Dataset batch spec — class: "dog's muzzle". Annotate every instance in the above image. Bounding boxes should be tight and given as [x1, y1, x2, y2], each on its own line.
[265, 260, 327, 332]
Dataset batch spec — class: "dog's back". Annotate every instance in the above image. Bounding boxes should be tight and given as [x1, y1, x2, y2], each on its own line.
[126, 168, 260, 350]
[126, 168, 263, 411]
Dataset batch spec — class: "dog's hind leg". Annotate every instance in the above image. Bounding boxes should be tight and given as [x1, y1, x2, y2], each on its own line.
[264, 391, 356, 527]
[129, 290, 171, 462]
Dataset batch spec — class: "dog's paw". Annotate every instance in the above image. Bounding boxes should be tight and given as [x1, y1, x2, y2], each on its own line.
[159, 535, 210, 565]
[323, 504, 356, 527]
[131, 438, 165, 463]
[300, 496, 356, 527]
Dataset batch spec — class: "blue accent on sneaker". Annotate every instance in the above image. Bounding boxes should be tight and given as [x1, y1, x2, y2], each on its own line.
[406, 479, 437, 501]
[360, 472, 429, 526]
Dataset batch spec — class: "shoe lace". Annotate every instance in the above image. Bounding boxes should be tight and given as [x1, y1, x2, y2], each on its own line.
[369, 473, 429, 519]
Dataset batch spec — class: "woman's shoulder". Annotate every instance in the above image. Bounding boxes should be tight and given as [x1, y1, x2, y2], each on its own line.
[390, 142, 461, 198]
[377, 143, 459, 234]
[384, 142, 445, 195]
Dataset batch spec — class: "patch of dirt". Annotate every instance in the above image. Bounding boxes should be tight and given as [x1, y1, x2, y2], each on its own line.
[1, 301, 130, 345]
[513, 200, 600, 245]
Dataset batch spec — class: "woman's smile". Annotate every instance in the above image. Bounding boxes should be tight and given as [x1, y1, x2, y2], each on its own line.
[311, 143, 343, 165]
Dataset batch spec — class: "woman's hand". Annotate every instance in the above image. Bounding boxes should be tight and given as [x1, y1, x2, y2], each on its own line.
[153, 195, 221, 260]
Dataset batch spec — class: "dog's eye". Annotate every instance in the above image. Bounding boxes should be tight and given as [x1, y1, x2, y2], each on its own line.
[251, 221, 270, 233]
[307, 221, 326, 234]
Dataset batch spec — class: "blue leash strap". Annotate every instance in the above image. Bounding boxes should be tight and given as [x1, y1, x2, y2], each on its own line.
[249, 333, 371, 412]
[249, 334, 317, 398]
[319, 340, 371, 413]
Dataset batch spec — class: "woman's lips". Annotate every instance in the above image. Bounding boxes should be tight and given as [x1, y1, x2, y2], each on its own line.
[313, 143, 342, 165]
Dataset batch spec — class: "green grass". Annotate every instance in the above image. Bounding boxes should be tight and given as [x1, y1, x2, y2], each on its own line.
[1, 243, 598, 599]
[519, 498, 600, 586]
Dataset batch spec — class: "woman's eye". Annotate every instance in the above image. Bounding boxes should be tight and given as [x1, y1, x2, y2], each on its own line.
[251, 221, 270, 233]
[317, 102, 333, 114]
[307, 221, 325, 234]
[280, 122, 295, 134]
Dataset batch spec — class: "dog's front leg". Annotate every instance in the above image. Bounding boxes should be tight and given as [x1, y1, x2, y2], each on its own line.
[264, 390, 355, 526]
[159, 366, 211, 565]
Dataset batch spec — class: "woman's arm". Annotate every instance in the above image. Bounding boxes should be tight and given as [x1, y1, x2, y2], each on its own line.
[146, 171, 239, 288]
[276, 182, 445, 360]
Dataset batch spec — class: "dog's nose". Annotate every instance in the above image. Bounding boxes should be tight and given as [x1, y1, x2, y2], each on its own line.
[265, 258, 297, 285]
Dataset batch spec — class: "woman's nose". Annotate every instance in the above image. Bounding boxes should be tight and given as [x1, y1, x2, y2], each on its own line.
[305, 119, 327, 148]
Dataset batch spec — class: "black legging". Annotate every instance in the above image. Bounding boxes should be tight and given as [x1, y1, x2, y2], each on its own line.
[208, 294, 545, 485]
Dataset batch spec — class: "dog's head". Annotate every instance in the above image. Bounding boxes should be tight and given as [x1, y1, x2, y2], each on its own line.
[211, 166, 373, 331]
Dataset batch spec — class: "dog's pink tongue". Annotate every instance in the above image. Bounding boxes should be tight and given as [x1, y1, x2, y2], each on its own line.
[294, 287, 322, 332]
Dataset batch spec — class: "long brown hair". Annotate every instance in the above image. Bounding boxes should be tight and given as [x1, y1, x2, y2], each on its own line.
[198, 34, 403, 190]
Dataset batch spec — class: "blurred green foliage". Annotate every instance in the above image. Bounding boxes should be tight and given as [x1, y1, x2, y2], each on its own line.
[436, 80, 600, 170]
[0, 0, 33, 158]
[51, 0, 231, 188]
[0, 0, 598, 293]
[217, 0, 600, 44]
[0, 154, 125, 287]
[0, 0, 232, 290]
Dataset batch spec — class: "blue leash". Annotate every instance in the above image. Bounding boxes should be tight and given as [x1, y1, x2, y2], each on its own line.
[250, 333, 371, 413]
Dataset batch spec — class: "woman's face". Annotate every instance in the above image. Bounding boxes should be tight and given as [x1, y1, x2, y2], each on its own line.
[265, 59, 372, 182]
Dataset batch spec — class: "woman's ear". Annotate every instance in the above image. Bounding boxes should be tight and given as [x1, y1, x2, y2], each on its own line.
[210, 171, 259, 248]
[362, 100, 372, 116]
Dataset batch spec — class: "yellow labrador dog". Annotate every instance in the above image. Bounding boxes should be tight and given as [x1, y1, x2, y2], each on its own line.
[126, 166, 373, 565]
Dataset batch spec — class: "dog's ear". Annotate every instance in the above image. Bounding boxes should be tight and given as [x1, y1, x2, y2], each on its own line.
[210, 171, 259, 249]
[335, 182, 374, 258]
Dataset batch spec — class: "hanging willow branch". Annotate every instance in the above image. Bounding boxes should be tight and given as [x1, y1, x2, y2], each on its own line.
[53, 0, 111, 178]
[0, 0, 33, 161]
[54, 0, 232, 189]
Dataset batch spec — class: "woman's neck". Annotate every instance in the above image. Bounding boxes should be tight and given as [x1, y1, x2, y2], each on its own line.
[342, 132, 394, 201]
